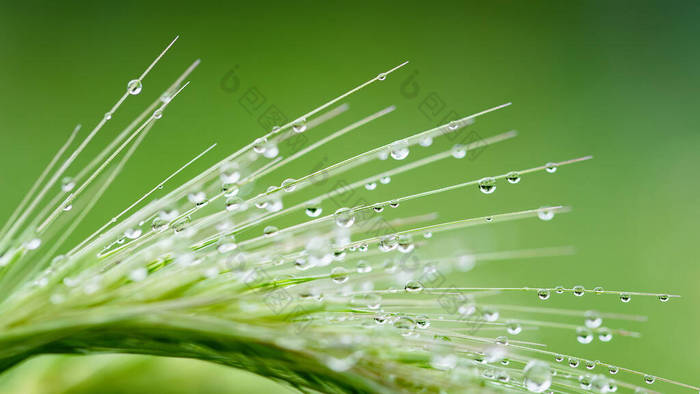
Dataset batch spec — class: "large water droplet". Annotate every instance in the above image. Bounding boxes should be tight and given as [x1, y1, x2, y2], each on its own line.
[253, 137, 267, 153]
[598, 327, 612, 342]
[507, 321, 522, 335]
[537, 289, 550, 300]
[573, 285, 585, 296]
[61, 177, 75, 192]
[334, 208, 355, 228]
[293, 118, 307, 133]
[305, 205, 322, 217]
[658, 294, 670, 303]
[390, 142, 410, 160]
[380, 176, 391, 184]
[127, 79, 142, 95]
[124, 228, 142, 240]
[523, 360, 552, 393]
[644, 375, 655, 385]
[478, 177, 496, 194]
[188, 191, 207, 206]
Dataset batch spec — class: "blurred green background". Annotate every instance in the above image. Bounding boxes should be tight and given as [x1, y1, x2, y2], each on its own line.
[0, 0, 698, 392]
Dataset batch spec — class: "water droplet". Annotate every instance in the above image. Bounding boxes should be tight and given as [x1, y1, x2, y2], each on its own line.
[523, 360, 552, 393]
[478, 177, 496, 194]
[305, 205, 322, 217]
[423, 232, 432, 239]
[124, 228, 142, 240]
[357, 261, 372, 273]
[451, 144, 466, 159]
[389, 200, 400, 208]
[506, 171, 521, 184]
[380, 176, 391, 184]
[225, 197, 244, 211]
[608, 366, 619, 375]
[537, 289, 550, 300]
[127, 79, 142, 95]
[253, 137, 267, 153]
[555, 354, 564, 362]
[293, 118, 307, 133]
[584, 311, 603, 328]
[188, 191, 207, 206]
[61, 177, 75, 192]
[62, 204, 73, 212]
[334, 208, 355, 228]
[26, 238, 41, 250]
[507, 321, 522, 335]
[644, 375, 655, 384]
[598, 327, 612, 342]
[483, 308, 499, 322]
[366, 293, 382, 309]
[153, 109, 163, 119]
[545, 162, 558, 173]
[573, 285, 585, 296]
[397, 237, 414, 253]
[538, 208, 555, 221]
[379, 235, 398, 252]
[377, 73, 387, 81]
[658, 294, 670, 303]
[129, 267, 148, 282]
[419, 136, 433, 147]
[330, 267, 349, 284]
[405, 280, 424, 293]
[585, 360, 596, 370]
[282, 178, 296, 192]
[390, 142, 410, 160]
[593, 286, 604, 295]
[104, 112, 112, 120]
[555, 285, 565, 294]
[263, 143, 279, 158]
[263, 225, 279, 237]
[372, 205, 384, 213]
[393, 316, 416, 336]
[374, 312, 388, 325]
[569, 357, 580, 368]
[620, 293, 631, 303]
[448, 120, 459, 130]
[576, 327, 593, 344]
[416, 315, 430, 329]
[365, 182, 377, 191]
[496, 336, 508, 345]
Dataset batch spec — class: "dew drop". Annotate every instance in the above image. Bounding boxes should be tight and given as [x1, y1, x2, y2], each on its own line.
[62, 204, 73, 212]
[593, 286, 605, 295]
[483, 308, 499, 322]
[619, 293, 631, 303]
[390, 142, 410, 160]
[423, 232, 432, 239]
[372, 205, 384, 213]
[253, 137, 267, 153]
[416, 315, 430, 329]
[585, 360, 596, 370]
[608, 366, 619, 375]
[419, 136, 433, 147]
[644, 375, 655, 385]
[334, 208, 355, 228]
[478, 177, 496, 194]
[305, 206, 322, 217]
[569, 357, 580, 368]
[545, 162, 558, 173]
[104, 112, 112, 120]
[584, 311, 602, 328]
[225, 197, 244, 212]
[523, 360, 552, 393]
[365, 182, 377, 191]
[124, 228, 142, 240]
[405, 280, 424, 293]
[129, 267, 148, 282]
[188, 191, 207, 206]
[263, 225, 279, 237]
[506, 321, 522, 335]
[573, 285, 585, 296]
[537, 208, 555, 221]
[576, 327, 594, 344]
[357, 261, 372, 273]
[506, 171, 521, 184]
[26, 238, 41, 250]
[380, 176, 391, 184]
[393, 316, 416, 336]
[658, 294, 670, 303]
[377, 73, 387, 81]
[153, 109, 163, 119]
[127, 79, 142, 95]
[598, 327, 613, 342]
[555, 354, 564, 362]
[389, 201, 400, 208]
[537, 289, 550, 300]
[555, 285, 565, 294]
[293, 118, 307, 133]
[330, 267, 349, 284]
[282, 178, 296, 192]
[61, 177, 76, 192]
[451, 144, 466, 159]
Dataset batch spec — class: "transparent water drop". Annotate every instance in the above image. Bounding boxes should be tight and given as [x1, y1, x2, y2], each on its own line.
[620, 293, 631, 303]
[334, 208, 355, 228]
[129, 267, 148, 282]
[538, 208, 555, 221]
[397, 237, 414, 253]
[608, 366, 619, 375]
[495, 336, 508, 345]
[555, 285, 565, 294]
[416, 315, 430, 329]
[153, 109, 163, 119]
[451, 144, 466, 159]
[593, 286, 605, 295]
[505, 171, 520, 184]
[127, 79, 142, 95]
[374, 312, 388, 325]
[478, 177, 496, 194]
[124, 228, 142, 240]
[506, 321, 522, 335]
[405, 280, 424, 293]
[483, 308, 499, 322]
[26, 238, 41, 250]
[253, 137, 267, 153]
[545, 162, 558, 173]
[569, 357, 580, 368]
[62, 204, 73, 212]
[393, 316, 416, 336]
[282, 178, 296, 192]
[225, 196, 244, 212]
[598, 327, 612, 342]
[263, 143, 279, 158]
[389, 200, 400, 208]
[372, 205, 384, 213]
[448, 120, 459, 130]
[188, 191, 207, 206]
[585, 360, 596, 370]
[576, 327, 594, 344]
[292, 118, 307, 133]
[365, 182, 377, 191]
[537, 289, 550, 300]
[423, 232, 432, 239]
[644, 375, 655, 385]
[380, 176, 391, 184]
[379, 235, 398, 252]
[573, 285, 585, 296]
[104, 112, 112, 120]
[366, 293, 382, 309]
[263, 225, 279, 237]
[555, 354, 564, 362]
[305, 205, 322, 217]
[419, 136, 433, 147]
[390, 142, 410, 160]
[377, 73, 387, 81]
[523, 360, 552, 393]
[357, 261, 372, 273]
[658, 294, 670, 303]
[584, 311, 602, 328]
[61, 177, 75, 192]
[330, 267, 349, 284]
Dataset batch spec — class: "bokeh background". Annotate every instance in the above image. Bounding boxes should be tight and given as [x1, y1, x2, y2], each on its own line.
[0, 0, 698, 392]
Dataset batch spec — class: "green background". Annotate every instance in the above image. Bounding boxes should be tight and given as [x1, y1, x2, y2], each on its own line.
[0, 0, 698, 392]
